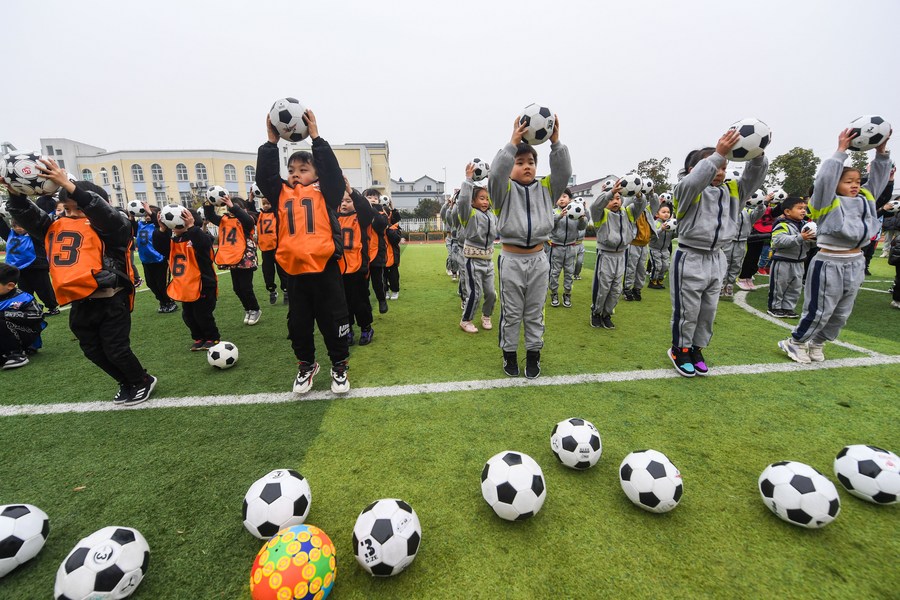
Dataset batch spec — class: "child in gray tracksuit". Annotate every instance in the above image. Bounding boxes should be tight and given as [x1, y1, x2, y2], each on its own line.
[589, 184, 649, 329]
[648, 203, 676, 289]
[548, 190, 586, 308]
[722, 197, 767, 297]
[458, 169, 498, 333]
[573, 214, 587, 280]
[489, 117, 571, 379]
[623, 193, 659, 301]
[440, 195, 458, 278]
[780, 128, 891, 363]
[668, 130, 768, 377]
[767, 197, 814, 318]
[450, 200, 469, 304]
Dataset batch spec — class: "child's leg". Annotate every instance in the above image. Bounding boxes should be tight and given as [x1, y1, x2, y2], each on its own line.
[369, 266, 386, 302]
[462, 258, 483, 322]
[547, 246, 563, 295]
[445, 237, 453, 272]
[634, 246, 649, 290]
[261, 250, 277, 292]
[182, 300, 201, 339]
[312, 263, 350, 366]
[573, 244, 585, 278]
[194, 289, 220, 341]
[482, 261, 497, 317]
[70, 294, 146, 386]
[591, 251, 609, 315]
[342, 275, 356, 327]
[623, 246, 638, 290]
[287, 276, 318, 363]
[740, 240, 764, 279]
[144, 262, 171, 305]
[809, 255, 865, 344]
[522, 251, 550, 351]
[562, 246, 576, 294]
[231, 268, 260, 311]
[0, 318, 38, 355]
[660, 248, 670, 281]
[456, 245, 468, 298]
[497, 253, 526, 353]
[601, 253, 626, 315]
[768, 260, 786, 309]
[449, 239, 460, 275]
[354, 272, 374, 329]
[385, 265, 400, 293]
[783, 263, 804, 313]
[670, 248, 707, 348]
[691, 252, 726, 348]
[792, 254, 860, 343]
[725, 241, 746, 287]
[19, 268, 59, 310]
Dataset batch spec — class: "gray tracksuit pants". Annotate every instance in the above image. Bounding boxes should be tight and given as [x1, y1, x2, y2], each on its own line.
[591, 249, 626, 317]
[670, 247, 726, 348]
[792, 252, 865, 344]
[768, 260, 804, 311]
[498, 250, 549, 352]
[723, 239, 748, 286]
[448, 237, 460, 274]
[574, 243, 585, 278]
[649, 247, 670, 281]
[445, 236, 454, 272]
[462, 257, 496, 321]
[454, 241, 468, 299]
[548, 244, 576, 295]
[624, 244, 649, 290]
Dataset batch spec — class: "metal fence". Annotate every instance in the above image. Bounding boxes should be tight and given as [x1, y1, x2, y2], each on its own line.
[401, 217, 442, 232]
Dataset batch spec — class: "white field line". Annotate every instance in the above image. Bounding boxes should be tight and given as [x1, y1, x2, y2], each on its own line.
[860, 287, 889, 294]
[2, 355, 900, 418]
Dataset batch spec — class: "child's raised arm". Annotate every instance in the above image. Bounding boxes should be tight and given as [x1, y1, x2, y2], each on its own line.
[255, 116, 284, 205]
[547, 116, 572, 202]
[306, 110, 345, 212]
[489, 118, 529, 214]
[864, 132, 892, 200]
[673, 130, 739, 219]
[811, 129, 856, 212]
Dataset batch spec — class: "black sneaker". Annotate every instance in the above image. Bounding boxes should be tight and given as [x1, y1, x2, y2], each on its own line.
[784, 310, 800, 319]
[269, 291, 278, 305]
[45, 307, 61, 316]
[623, 290, 634, 301]
[550, 294, 560, 307]
[668, 346, 696, 377]
[562, 294, 571, 308]
[503, 351, 519, 377]
[602, 315, 615, 329]
[113, 382, 132, 404]
[346, 327, 356, 346]
[283, 291, 289, 305]
[190, 340, 204, 352]
[159, 302, 178, 314]
[379, 300, 389, 314]
[690, 346, 709, 376]
[590, 312, 603, 328]
[2, 353, 29, 370]
[200, 340, 219, 350]
[359, 327, 374, 346]
[633, 288, 642, 301]
[766, 308, 786, 318]
[124, 374, 157, 406]
[525, 350, 541, 379]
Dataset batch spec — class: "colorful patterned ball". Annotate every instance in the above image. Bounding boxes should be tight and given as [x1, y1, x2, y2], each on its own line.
[249, 524, 336, 600]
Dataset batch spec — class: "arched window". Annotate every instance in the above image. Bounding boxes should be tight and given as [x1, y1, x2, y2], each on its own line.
[176, 163, 188, 181]
[100, 169, 109, 185]
[81, 169, 93, 182]
[111, 166, 120, 184]
[224, 164, 237, 182]
[151, 164, 164, 182]
[195, 163, 208, 182]
[131, 164, 144, 182]
[244, 165, 256, 183]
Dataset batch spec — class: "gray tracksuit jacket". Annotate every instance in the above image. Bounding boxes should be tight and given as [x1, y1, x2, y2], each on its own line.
[549, 206, 587, 245]
[735, 203, 767, 242]
[770, 217, 812, 262]
[673, 152, 767, 251]
[650, 218, 677, 250]
[590, 192, 649, 252]
[809, 151, 891, 251]
[488, 142, 572, 247]
[458, 180, 497, 251]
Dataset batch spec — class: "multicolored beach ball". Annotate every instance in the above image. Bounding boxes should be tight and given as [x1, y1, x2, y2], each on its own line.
[250, 524, 336, 600]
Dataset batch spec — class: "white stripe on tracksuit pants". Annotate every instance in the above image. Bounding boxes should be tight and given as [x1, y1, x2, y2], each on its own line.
[462, 257, 496, 322]
[791, 252, 865, 344]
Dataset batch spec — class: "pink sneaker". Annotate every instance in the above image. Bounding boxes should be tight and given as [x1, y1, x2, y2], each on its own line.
[481, 315, 493, 330]
[736, 278, 756, 291]
[459, 320, 478, 333]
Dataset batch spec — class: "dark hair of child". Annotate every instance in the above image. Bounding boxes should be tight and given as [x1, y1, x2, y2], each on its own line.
[683, 147, 716, 174]
[780, 197, 807, 212]
[59, 181, 110, 202]
[362, 188, 380, 198]
[0, 263, 20, 285]
[515, 143, 538, 162]
[288, 151, 313, 166]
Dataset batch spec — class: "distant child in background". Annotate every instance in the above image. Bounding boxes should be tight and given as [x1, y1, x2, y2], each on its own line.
[441, 191, 460, 280]
[547, 189, 586, 308]
[364, 188, 391, 314]
[384, 201, 402, 300]
[256, 194, 288, 305]
[622, 191, 658, 301]
[767, 197, 814, 318]
[648, 203, 676, 289]
[204, 195, 261, 325]
[724, 193, 769, 296]
[450, 195, 468, 306]
[489, 116, 572, 378]
[153, 208, 221, 351]
[0, 212, 59, 315]
[457, 163, 498, 333]
[338, 180, 378, 346]
[738, 199, 777, 290]
[780, 129, 891, 363]
[572, 204, 588, 281]
[589, 183, 649, 329]
[0, 263, 46, 369]
[668, 130, 768, 377]
[134, 203, 177, 314]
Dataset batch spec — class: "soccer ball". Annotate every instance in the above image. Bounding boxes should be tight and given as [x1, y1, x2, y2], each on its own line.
[758, 461, 840, 528]
[54, 526, 149, 600]
[159, 204, 186, 229]
[206, 185, 229, 205]
[249, 182, 264, 199]
[0, 151, 60, 196]
[566, 203, 586, 221]
[883, 199, 900, 214]
[641, 178, 654, 194]
[725, 169, 742, 183]
[726, 117, 772, 161]
[834, 444, 900, 505]
[848, 115, 892, 152]
[659, 192, 673, 203]
[664, 218, 677, 231]
[618, 173, 643, 197]
[125, 200, 146, 218]
[269, 97, 309, 142]
[249, 524, 336, 600]
[747, 189, 766, 207]
[243, 469, 312, 539]
[517, 103, 555, 146]
[619, 449, 683, 513]
[480, 451, 546, 521]
[770, 188, 788, 202]
[471, 158, 490, 182]
[207, 341, 239, 369]
[550, 418, 602, 469]
[380, 195, 391, 208]
[801, 221, 817, 237]
[600, 177, 617, 193]
[0, 504, 49, 578]
[352, 499, 422, 577]
[0, 200, 10, 221]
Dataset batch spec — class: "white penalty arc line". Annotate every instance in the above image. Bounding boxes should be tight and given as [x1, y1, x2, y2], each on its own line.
[2, 354, 900, 418]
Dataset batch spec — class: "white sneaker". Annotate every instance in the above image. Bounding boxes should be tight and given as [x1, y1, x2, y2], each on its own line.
[330, 363, 350, 394]
[293, 362, 319, 394]
[393, 291, 399, 300]
[243, 310, 251, 325]
[247, 309, 261, 325]
[880, 251, 888, 258]
[724, 284, 734, 298]
[460, 320, 478, 333]
[807, 342, 825, 362]
[778, 338, 811, 364]
[481, 315, 492, 330]
[892, 300, 900, 309]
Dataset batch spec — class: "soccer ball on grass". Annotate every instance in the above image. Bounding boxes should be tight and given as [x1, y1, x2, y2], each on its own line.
[758, 461, 840, 528]
[549, 418, 602, 469]
[207, 342, 238, 369]
[833, 444, 900, 505]
[352, 499, 421, 577]
[0, 504, 49, 578]
[619, 449, 683, 513]
[481, 451, 546, 521]
[53, 526, 149, 600]
[243, 469, 312, 539]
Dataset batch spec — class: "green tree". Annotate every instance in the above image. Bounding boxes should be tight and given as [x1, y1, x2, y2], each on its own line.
[848, 151, 869, 176]
[767, 147, 821, 197]
[413, 198, 441, 219]
[636, 157, 672, 194]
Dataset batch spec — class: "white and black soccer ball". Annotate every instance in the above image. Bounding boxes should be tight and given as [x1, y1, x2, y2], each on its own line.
[550, 418, 602, 469]
[770, 188, 788, 202]
[0, 504, 49, 578]
[54, 526, 149, 600]
[352, 499, 422, 577]
[269, 97, 309, 142]
[801, 221, 817, 237]
[747, 189, 766, 207]
[641, 178, 654, 194]
[249, 182, 264, 199]
[471, 158, 490, 182]
[758, 461, 840, 528]
[659, 192, 673, 203]
[207, 341, 238, 369]
[726, 117, 772, 161]
[618, 173, 643, 197]
[0, 152, 60, 197]
[159, 204, 185, 230]
[883, 199, 900, 214]
[664, 218, 677, 231]
[566, 203, 586, 221]
[848, 115, 892, 152]
[242, 469, 312, 539]
[481, 451, 546, 521]
[517, 104, 555, 146]
[380, 195, 392, 208]
[834, 444, 900, 505]
[619, 449, 683, 513]
[0, 200, 10, 221]
[125, 200, 146, 218]
[725, 169, 742, 183]
[206, 185, 228, 205]
[600, 177, 617, 193]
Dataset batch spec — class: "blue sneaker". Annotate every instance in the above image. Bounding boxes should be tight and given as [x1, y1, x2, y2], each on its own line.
[668, 346, 695, 377]
[359, 327, 374, 346]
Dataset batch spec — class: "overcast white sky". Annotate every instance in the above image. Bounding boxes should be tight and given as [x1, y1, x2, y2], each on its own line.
[2, 0, 897, 187]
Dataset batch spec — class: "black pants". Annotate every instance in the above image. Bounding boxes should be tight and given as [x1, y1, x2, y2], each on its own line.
[369, 265, 386, 302]
[286, 260, 350, 365]
[0, 319, 40, 355]
[740, 239, 766, 279]
[385, 264, 400, 293]
[863, 240, 877, 271]
[260, 250, 287, 292]
[69, 291, 146, 385]
[182, 287, 220, 342]
[230, 268, 260, 311]
[142, 261, 171, 306]
[343, 271, 373, 329]
[893, 264, 900, 302]
[18, 267, 58, 310]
